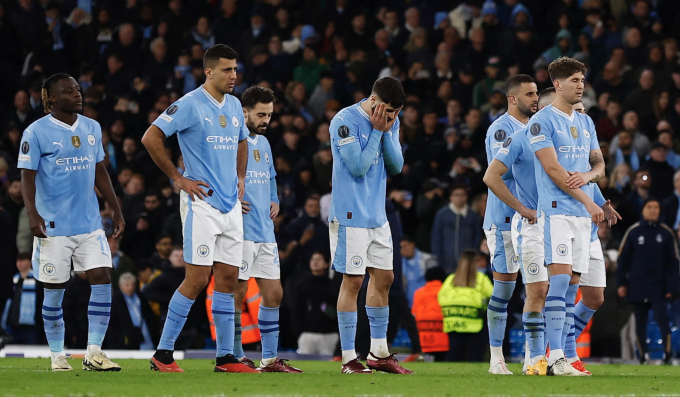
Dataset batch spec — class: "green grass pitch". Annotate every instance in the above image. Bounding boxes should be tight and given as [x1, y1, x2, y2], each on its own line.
[2, 358, 680, 396]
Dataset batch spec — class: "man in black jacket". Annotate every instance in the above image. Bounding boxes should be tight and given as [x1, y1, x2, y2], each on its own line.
[618, 198, 679, 364]
[660, 170, 680, 230]
[108, 272, 158, 350]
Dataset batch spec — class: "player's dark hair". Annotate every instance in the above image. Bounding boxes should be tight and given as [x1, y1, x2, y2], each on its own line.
[505, 74, 535, 94]
[16, 252, 31, 262]
[425, 266, 448, 282]
[241, 86, 276, 109]
[41, 73, 72, 114]
[371, 77, 406, 109]
[538, 87, 556, 108]
[548, 57, 587, 82]
[203, 44, 238, 69]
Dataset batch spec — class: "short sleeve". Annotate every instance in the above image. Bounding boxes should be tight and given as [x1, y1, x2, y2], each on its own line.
[267, 141, 277, 178]
[330, 114, 359, 150]
[238, 109, 248, 141]
[95, 122, 105, 163]
[493, 135, 521, 169]
[487, 124, 511, 158]
[527, 117, 553, 153]
[588, 116, 600, 150]
[152, 99, 196, 137]
[17, 128, 41, 170]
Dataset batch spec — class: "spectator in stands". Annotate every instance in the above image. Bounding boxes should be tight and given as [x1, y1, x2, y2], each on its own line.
[431, 185, 482, 273]
[661, 170, 680, 229]
[401, 235, 437, 308]
[610, 111, 651, 158]
[413, 179, 446, 254]
[108, 235, 136, 292]
[309, 71, 335, 121]
[628, 170, 654, 216]
[613, 130, 641, 171]
[596, 95, 623, 143]
[610, 163, 633, 196]
[624, 69, 656, 134]
[642, 142, 675, 200]
[148, 236, 173, 272]
[473, 57, 504, 109]
[4, 253, 42, 344]
[285, 196, 330, 268]
[657, 129, 680, 169]
[109, 272, 157, 350]
[618, 198, 678, 364]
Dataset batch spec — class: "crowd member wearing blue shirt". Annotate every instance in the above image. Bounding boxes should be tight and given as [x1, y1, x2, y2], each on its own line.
[142, 45, 255, 374]
[232, 86, 302, 373]
[528, 57, 605, 376]
[481, 74, 538, 375]
[329, 77, 412, 375]
[19, 73, 124, 372]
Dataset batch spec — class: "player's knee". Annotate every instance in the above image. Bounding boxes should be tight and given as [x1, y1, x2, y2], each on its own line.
[375, 271, 394, 292]
[262, 287, 283, 307]
[527, 283, 548, 303]
[342, 275, 365, 294]
[583, 291, 604, 310]
[87, 267, 111, 285]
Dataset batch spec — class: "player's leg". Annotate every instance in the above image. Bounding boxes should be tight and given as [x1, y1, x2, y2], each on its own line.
[330, 221, 371, 373]
[485, 227, 517, 375]
[232, 240, 254, 366]
[33, 235, 74, 371]
[562, 272, 580, 368]
[364, 223, 413, 374]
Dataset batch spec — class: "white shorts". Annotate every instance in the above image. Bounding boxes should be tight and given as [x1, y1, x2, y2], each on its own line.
[31, 229, 111, 284]
[579, 239, 606, 288]
[329, 220, 393, 275]
[485, 226, 519, 274]
[511, 214, 548, 284]
[180, 190, 243, 267]
[542, 213, 591, 274]
[239, 241, 280, 281]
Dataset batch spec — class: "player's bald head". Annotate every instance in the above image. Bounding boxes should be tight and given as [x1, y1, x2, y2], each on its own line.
[538, 87, 556, 109]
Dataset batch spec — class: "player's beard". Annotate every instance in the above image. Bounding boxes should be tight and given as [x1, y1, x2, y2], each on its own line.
[518, 102, 537, 118]
[246, 121, 268, 135]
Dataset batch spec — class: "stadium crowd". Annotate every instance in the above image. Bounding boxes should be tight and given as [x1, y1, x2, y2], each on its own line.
[1, 0, 680, 361]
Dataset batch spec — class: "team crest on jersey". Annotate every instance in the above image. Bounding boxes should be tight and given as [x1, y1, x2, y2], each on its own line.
[557, 244, 568, 256]
[530, 123, 541, 135]
[570, 127, 578, 139]
[254, 149, 261, 162]
[197, 245, 210, 257]
[265, 152, 270, 163]
[231, 115, 239, 127]
[583, 129, 591, 139]
[494, 129, 506, 141]
[350, 256, 363, 268]
[638, 235, 645, 245]
[71, 136, 81, 148]
[43, 263, 55, 276]
[87, 135, 95, 146]
[528, 263, 540, 275]
[21, 141, 29, 154]
[656, 234, 663, 243]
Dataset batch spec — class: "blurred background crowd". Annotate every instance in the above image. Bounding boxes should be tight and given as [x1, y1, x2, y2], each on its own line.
[2, 0, 680, 362]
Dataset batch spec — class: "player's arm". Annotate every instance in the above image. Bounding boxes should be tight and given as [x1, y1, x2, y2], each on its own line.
[95, 163, 125, 238]
[593, 183, 621, 226]
[483, 160, 536, 224]
[381, 119, 404, 176]
[142, 102, 209, 201]
[237, 139, 247, 200]
[20, 170, 46, 238]
[270, 175, 279, 218]
[332, 107, 390, 178]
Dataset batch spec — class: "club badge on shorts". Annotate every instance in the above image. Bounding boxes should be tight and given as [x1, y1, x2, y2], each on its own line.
[254, 149, 261, 162]
[72, 136, 81, 148]
[528, 263, 540, 275]
[219, 115, 227, 128]
[197, 245, 210, 257]
[44, 263, 56, 276]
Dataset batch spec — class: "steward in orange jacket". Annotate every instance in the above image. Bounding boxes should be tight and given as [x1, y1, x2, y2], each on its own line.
[411, 267, 449, 358]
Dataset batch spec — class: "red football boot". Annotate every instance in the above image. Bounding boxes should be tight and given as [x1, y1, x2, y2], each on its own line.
[366, 353, 414, 375]
[150, 357, 184, 373]
[341, 359, 373, 374]
[214, 354, 260, 373]
[260, 358, 304, 373]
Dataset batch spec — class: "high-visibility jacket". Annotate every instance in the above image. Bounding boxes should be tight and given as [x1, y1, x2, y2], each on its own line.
[437, 272, 493, 333]
[575, 288, 591, 358]
[411, 281, 449, 353]
[206, 277, 262, 344]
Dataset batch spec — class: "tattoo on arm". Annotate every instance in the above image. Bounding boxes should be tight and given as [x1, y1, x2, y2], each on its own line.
[589, 150, 604, 182]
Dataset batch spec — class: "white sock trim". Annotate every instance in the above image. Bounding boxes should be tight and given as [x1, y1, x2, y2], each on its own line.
[490, 346, 504, 362]
[370, 338, 390, 358]
[86, 345, 102, 355]
[260, 357, 276, 366]
[341, 350, 357, 365]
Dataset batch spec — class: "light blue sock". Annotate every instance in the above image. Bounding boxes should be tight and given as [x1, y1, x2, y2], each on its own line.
[337, 311, 357, 351]
[574, 301, 596, 339]
[233, 310, 244, 359]
[487, 280, 515, 347]
[212, 291, 235, 357]
[158, 291, 194, 351]
[43, 289, 65, 355]
[366, 306, 389, 339]
[258, 305, 280, 360]
[562, 284, 578, 358]
[523, 311, 544, 359]
[87, 284, 111, 347]
[545, 274, 570, 352]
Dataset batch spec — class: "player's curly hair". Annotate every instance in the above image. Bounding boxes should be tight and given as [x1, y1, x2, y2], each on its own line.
[241, 86, 276, 109]
[547, 57, 587, 82]
[41, 73, 72, 114]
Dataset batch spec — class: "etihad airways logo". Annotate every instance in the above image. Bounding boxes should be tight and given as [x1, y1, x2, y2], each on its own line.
[207, 135, 238, 150]
[559, 145, 590, 159]
[56, 155, 94, 171]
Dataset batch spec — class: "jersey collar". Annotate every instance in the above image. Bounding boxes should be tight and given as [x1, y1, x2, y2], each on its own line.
[355, 99, 370, 121]
[201, 85, 226, 109]
[506, 113, 526, 128]
[549, 105, 575, 122]
[247, 134, 259, 145]
[48, 114, 80, 131]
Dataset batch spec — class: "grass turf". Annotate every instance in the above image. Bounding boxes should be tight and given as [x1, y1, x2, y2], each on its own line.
[1, 358, 680, 396]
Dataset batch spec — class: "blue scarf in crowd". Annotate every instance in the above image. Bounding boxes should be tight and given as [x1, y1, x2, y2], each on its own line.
[123, 293, 154, 350]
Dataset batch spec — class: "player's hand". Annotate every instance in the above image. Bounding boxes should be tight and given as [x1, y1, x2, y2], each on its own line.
[112, 212, 125, 239]
[602, 200, 622, 226]
[520, 207, 537, 224]
[238, 178, 245, 200]
[270, 202, 280, 218]
[370, 103, 390, 132]
[28, 211, 47, 238]
[175, 177, 209, 201]
[241, 200, 251, 215]
[618, 286, 627, 298]
[566, 171, 590, 189]
[586, 200, 605, 224]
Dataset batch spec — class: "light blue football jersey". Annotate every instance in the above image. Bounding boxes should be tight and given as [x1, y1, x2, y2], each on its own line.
[152, 86, 249, 214]
[493, 128, 538, 211]
[329, 100, 401, 229]
[527, 105, 600, 218]
[243, 134, 278, 243]
[17, 114, 104, 237]
[584, 183, 606, 242]
[483, 113, 527, 230]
